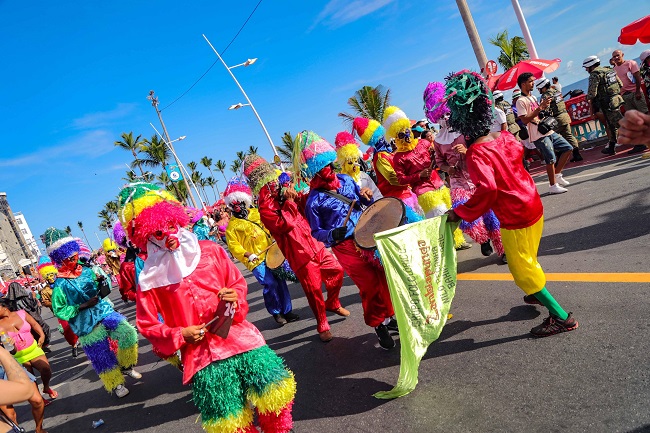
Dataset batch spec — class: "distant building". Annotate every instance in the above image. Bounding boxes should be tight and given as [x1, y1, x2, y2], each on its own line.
[14, 212, 40, 258]
[0, 192, 36, 278]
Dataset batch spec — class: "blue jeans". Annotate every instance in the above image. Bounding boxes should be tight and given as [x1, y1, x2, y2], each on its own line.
[533, 132, 572, 164]
[251, 262, 293, 316]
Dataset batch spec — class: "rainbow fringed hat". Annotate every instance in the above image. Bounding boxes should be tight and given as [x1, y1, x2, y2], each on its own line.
[223, 177, 253, 209]
[44, 227, 80, 266]
[76, 239, 92, 261]
[37, 256, 57, 278]
[352, 117, 385, 149]
[382, 106, 411, 141]
[243, 154, 277, 195]
[117, 182, 189, 251]
[293, 130, 337, 179]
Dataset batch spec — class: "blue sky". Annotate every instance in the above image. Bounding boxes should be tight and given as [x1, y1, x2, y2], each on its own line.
[0, 0, 646, 253]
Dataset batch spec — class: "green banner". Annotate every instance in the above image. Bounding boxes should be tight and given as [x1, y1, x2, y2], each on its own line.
[373, 216, 457, 399]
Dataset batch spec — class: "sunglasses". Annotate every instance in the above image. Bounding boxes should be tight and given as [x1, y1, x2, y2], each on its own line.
[397, 130, 411, 140]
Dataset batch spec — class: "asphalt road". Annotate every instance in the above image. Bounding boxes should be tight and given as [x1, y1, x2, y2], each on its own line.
[13, 144, 650, 433]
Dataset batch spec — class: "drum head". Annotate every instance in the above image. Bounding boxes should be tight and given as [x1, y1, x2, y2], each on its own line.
[354, 197, 405, 249]
[265, 243, 285, 269]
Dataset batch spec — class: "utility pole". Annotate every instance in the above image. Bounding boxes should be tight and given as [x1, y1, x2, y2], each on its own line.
[511, 0, 539, 59]
[456, 0, 488, 72]
[147, 91, 198, 208]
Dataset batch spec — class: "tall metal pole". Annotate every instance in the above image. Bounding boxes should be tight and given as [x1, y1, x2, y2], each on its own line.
[511, 0, 539, 59]
[456, 0, 489, 71]
[148, 91, 199, 208]
[202, 34, 284, 170]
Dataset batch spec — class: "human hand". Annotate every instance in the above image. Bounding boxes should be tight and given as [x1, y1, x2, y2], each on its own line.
[218, 288, 238, 303]
[247, 253, 259, 263]
[80, 297, 99, 310]
[37, 336, 45, 347]
[447, 166, 457, 176]
[283, 187, 298, 201]
[182, 324, 207, 344]
[419, 168, 432, 179]
[359, 187, 373, 200]
[331, 226, 347, 242]
[618, 110, 650, 145]
[540, 97, 551, 110]
[446, 209, 460, 223]
[452, 143, 467, 154]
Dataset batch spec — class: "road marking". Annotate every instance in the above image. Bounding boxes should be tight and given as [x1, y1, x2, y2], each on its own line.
[457, 273, 650, 283]
[532, 153, 649, 185]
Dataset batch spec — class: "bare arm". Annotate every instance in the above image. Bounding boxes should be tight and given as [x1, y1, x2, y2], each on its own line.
[0, 347, 33, 405]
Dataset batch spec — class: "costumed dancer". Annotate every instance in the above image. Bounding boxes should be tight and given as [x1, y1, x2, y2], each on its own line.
[352, 117, 424, 221]
[223, 176, 299, 326]
[37, 257, 79, 357]
[113, 222, 138, 303]
[296, 131, 397, 350]
[424, 81, 506, 262]
[244, 154, 347, 343]
[45, 228, 141, 397]
[117, 182, 295, 433]
[334, 131, 382, 199]
[102, 238, 122, 277]
[383, 106, 467, 248]
[187, 207, 217, 242]
[444, 70, 579, 337]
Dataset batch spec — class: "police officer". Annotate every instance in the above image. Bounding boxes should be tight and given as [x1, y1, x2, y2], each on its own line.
[535, 77, 583, 162]
[583, 55, 624, 155]
[493, 90, 520, 140]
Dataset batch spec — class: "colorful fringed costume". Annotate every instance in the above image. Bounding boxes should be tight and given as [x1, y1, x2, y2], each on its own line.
[45, 228, 139, 393]
[425, 81, 504, 255]
[245, 153, 345, 340]
[446, 71, 578, 337]
[118, 182, 296, 432]
[334, 131, 382, 199]
[224, 177, 295, 321]
[296, 132, 395, 336]
[38, 256, 79, 348]
[352, 117, 423, 222]
[382, 106, 465, 247]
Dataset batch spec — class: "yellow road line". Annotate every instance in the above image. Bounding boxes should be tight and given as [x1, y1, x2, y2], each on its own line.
[457, 273, 650, 283]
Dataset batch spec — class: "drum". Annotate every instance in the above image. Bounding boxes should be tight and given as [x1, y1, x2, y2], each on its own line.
[264, 243, 299, 282]
[354, 197, 406, 250]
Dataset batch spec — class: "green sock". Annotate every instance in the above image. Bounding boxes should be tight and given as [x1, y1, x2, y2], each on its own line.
[533, 288, 569, 320]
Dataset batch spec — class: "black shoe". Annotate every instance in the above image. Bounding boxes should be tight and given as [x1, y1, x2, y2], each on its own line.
[386, 318, 399, 332]
[601, 144, 616, 155]
[374, 324, 395, 350]
[570, 148, 583, 162]
[480, 241, 493, 256]
[530, 313, 578, 337]
[72, 345, 78, 358]
[500, 254, 508, 264]
[283, 311, 300, 323]
[628, 145, 647, 154]
[273, 314, 287, 326]
[43, 346, 52, 353]
[523, 294, 542, 305]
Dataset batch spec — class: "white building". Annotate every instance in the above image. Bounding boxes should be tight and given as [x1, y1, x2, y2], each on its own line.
[14, 212, 40, 258]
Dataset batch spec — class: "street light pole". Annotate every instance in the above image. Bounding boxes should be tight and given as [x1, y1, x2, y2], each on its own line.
[511, 0, 539, 59]
[147, 90, 199, 208]
[456, 0, 488, 71]
[202, 34, 284, 170]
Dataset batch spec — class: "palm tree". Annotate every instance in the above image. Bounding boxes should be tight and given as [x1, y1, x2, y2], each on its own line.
[190, 171, 209, 205]
[205, 176, 219, 201]
[105, 201, 119, 221]
[488, 30, 529, 70]
[278, 132, 295, 163]
[247, 146, 258, 155]
[97, 209, 113, 238]
[114, 132, 146, 176]
[139, 134, 182, 200]
[65, 226, 72, 235]
[77, 221, 93, 250]
[214, 160, 228, 184]
[187, 161, 198, 174]
[338, 85, 391, 125]
[122, 170, 139, 183]
[230, 159, 242, 174]
[99, 221, 112, 239]
[200, 157, 219, 199]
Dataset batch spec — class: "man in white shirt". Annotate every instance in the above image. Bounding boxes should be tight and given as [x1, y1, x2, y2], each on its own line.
[516, 72, 573, 194]
[490, 106, 508, 133]
[551, 77, 562, 93]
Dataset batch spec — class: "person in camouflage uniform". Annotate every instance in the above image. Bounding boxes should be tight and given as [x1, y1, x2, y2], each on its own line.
[493, 90, 520, 140]
[583, 55, 624, 155]
[535, 77, 583, 162]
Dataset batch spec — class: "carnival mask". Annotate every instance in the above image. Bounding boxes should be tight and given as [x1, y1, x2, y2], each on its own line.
[397, 128, 411, 143]
[151, 223, 180, 251]
[45, 272, 57, 284]
[231, 201, 249, 219]
[59, 253, 79, 273]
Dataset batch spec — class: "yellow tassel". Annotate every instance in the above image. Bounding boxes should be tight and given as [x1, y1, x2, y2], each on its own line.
[117, 345, 138, 369]
[248, 372, 297, 414]
[453, 227, 466, 248]
[99, 368, 125, 392]
[202, 407, 254, 433]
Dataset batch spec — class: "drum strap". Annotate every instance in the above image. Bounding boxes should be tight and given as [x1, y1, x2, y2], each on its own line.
[317, 189, 363, 210]
[241, 218, 272, 241]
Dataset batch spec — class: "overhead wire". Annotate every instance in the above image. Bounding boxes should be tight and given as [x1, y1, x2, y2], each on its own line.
[160, 0, 265, 111]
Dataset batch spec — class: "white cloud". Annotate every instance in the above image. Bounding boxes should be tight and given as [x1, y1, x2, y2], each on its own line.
[310, 0, 395, 30]
[71, 103, 137, 130]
